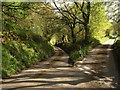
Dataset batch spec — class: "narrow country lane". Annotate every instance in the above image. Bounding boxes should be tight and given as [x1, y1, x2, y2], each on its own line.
[1, 39, 119, 89]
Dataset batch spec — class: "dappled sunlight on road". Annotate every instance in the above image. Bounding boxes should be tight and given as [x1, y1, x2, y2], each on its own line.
[2, 39, 119, 89]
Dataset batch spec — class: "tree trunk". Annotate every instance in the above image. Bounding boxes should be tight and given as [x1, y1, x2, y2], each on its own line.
[84, 24, 90, 42]
[70, 27, 76, 43]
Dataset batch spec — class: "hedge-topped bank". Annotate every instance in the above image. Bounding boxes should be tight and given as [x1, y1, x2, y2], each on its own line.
[2, 31, 54, 78]
[113, 39, 120, 76]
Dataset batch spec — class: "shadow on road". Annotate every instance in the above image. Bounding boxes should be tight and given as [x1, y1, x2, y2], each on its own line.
[2, 41, 120, 89]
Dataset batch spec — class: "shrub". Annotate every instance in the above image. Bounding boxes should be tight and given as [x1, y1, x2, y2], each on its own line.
[113, 40, 120, 76]
[89, 37, 101, 48]
[69, 46, 90, 64]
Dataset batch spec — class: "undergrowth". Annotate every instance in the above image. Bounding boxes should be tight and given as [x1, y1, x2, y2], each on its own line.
[2, 30, 54, 78]
[55, 37, 108, 65]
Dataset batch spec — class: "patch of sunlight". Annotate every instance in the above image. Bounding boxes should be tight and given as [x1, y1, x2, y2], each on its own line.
[60, 56, 69, 59]
[84, 71, 91, 75]
[55, 67, 71, 70]
[83, 66, 91, 70]
[50, 34, 58, 45]
[91, 70, 96, 73]
[75, 61, 83, 64]
[98, 77, 114, 84]
[24, 68, 53, 72]
[117, 36, 120, 40]
[57, 83, 76, 87]
[78, 67, 84, 71]
[25, 69, 41, 72]
[102, 39, 115, 45]
[105, 77, 114, 81]
[107, 48, 112, 51]
[51, 77, 82, 81]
